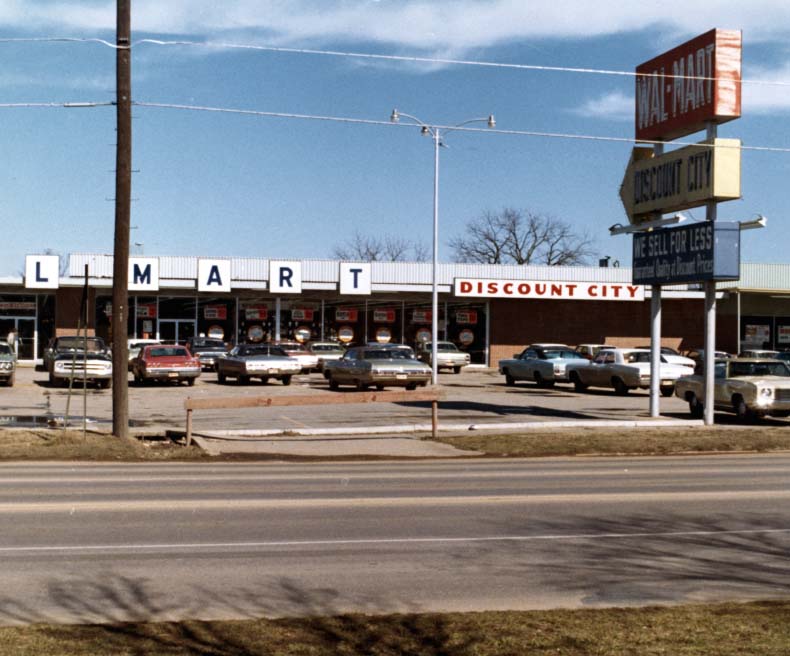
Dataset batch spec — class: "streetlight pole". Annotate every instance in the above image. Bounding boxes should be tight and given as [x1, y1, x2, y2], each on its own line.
[390, 109, 495, 385]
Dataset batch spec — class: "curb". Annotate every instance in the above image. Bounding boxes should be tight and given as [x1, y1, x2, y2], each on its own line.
[195, 418, 704, 440]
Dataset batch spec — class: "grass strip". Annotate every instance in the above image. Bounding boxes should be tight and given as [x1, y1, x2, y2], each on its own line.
[1, 601, 789, 655]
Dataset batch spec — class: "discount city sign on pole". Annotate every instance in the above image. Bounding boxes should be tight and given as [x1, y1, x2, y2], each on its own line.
[620, 138, 741, 223]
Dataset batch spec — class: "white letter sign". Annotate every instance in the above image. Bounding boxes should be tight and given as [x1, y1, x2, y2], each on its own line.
[128, 257, 160, 291]
[198, 259, 231, 292]
[339, 263, 371, 295]
[269, 261, 302, 294]
[25, 255, 60, 289]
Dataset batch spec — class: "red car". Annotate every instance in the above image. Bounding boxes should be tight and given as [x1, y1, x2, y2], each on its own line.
[131, 344, 201, 386]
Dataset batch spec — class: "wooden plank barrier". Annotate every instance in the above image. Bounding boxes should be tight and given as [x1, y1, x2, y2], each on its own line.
[184, 387, 444, 446]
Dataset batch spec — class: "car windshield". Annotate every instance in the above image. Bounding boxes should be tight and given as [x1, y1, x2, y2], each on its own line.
[363, 349, 413, 360]
[542, 349, 579, 360]
[730, 361, 790, 377]
[281, 344, 306, 353]
[311, 344, 342, 352]
[0, 344, 11, 355]
[56, 337, 105, 351]
[191, 339, 225, 348]
[425, 343, 459, 352]
[148, 347, 188, 358]
[237, 346, 287, 357]
[624, 351, 652, 363]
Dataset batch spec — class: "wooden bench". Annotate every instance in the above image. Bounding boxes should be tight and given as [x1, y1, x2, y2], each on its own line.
[184, 387, 444, 446]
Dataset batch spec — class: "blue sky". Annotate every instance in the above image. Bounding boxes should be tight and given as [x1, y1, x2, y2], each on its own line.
[1, 1, 789, 276]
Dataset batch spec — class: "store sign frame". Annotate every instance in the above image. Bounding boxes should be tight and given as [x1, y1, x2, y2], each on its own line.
[635, 28, 742, 142]
[620, 138, 741, 223]
[632, 221, 740, 286]
[454, 278, 645, 301]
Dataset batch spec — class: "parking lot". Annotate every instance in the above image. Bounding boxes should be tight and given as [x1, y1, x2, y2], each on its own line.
[0, 365, 701, 436]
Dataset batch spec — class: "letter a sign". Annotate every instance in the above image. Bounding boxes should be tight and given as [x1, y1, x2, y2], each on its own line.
[198, 259, 231, 292]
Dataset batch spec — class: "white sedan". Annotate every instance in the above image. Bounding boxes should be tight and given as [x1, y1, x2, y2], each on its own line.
[566, 348, 694, 396]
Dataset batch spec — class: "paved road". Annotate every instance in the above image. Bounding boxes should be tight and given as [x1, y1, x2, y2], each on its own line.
[1, 366, 708, 435]
[1, 454, 789, 625]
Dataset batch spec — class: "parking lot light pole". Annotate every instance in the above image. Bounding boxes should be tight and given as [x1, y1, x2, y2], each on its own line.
[389, 109, 495, 385]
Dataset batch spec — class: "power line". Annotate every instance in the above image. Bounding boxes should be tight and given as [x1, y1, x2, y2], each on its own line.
[2, 35, 789, 88]
[134, 101, 790, 153]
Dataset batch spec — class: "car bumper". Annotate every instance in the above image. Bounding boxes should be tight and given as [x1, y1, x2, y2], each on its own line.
[141, 368, 201, 380]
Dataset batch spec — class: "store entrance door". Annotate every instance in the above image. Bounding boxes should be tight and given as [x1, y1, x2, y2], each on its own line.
[0, 317, 36, 360]
[158, 319, 195, 345]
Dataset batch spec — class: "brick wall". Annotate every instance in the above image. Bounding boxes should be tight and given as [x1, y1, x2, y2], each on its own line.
[489, 297, 706, 365]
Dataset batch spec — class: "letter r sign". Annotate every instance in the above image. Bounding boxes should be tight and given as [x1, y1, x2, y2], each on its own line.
[269, 260, 302, 294]
[339, 263, 371, 295]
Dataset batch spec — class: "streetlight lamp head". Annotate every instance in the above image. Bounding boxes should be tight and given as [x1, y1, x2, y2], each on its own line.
[420, 125, 430, 136]
[487, 114, 496, 128]
[390, 109, 399, 123]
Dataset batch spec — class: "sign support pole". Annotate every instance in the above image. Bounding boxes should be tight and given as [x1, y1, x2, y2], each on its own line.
[703, 123, 718, 426]
[649, 142, 664, 418]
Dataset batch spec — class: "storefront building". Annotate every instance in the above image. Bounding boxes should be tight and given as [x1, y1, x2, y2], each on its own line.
[5, 253, 790, 365]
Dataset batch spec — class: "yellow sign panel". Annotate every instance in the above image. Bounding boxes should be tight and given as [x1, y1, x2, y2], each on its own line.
[619, 138, 741, 223]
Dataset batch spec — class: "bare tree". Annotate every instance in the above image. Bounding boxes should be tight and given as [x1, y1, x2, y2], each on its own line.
[449, 208, 597, 266]
[332, 230, 429, 262]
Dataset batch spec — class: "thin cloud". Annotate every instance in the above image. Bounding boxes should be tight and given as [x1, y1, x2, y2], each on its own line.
[3, 1, 790, 50]
[571, 91, 633, 121]
[744, 62, 790, 114]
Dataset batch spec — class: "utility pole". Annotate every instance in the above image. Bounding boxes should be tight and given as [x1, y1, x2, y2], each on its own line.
[112, 0, 131, 438]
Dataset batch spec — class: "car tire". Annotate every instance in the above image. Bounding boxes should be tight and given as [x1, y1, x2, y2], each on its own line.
[102, 379, 112, 390]
[187, 378, 195, 387]
[660, 385, 674, 397]
[355, 379, 368, 392]
[406, 382, 418, 391]
[328, 377, 339, 391]
[688, 395, 704, 419]
[260, 376, 270, 385]
[281, 375, 292, 386]
[733, 395, 752, 421]
[453, 366, 462, 374]
[613, 378, 629, 396]
[570, 371, 587, 393]
[239, 375, 251, 385]
[534, 372, 554, 389]
[217, 372, 226, 384]
[375, 384, 385, 391]
[504, 371, 515, 386]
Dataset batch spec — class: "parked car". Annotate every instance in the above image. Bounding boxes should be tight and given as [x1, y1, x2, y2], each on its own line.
[498, 343, 589, 388]
[185, 336, 228, 371]
[635, 345, 696, 368]
[574, 344, 616, 360]
[739, 349, 780, 359]
[415, 341, 471, 374]
[324, 345, 431, 391]
[43, 336, 110, 373]
[684, 348, 733, 363]
[675, 358, 790, 420]
[566, 347, 694, 396]
[49, 352, 112, 388]
[216, 344, 301, 385]
[308, 341, 346, 372]
[131, 344, 201, 385]
[268, 341, 319, 373]
[0, 340, 15, 387]
[127, 338, 160, 371]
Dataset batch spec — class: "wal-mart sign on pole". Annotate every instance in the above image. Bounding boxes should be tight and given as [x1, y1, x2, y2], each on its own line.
[619, 28, 743, 425]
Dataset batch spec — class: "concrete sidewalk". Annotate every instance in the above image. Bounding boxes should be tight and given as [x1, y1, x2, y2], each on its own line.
[188, 418, 701, 457]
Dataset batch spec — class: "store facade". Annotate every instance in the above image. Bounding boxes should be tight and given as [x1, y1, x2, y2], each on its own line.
[8, 253, 790, 366]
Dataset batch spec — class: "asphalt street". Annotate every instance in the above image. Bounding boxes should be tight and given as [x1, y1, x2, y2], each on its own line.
[0, 455, 788, 625]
